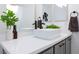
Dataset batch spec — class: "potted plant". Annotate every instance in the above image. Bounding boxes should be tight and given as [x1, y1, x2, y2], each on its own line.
[46, 24, 60, 29]
[0, 9, 18, 39]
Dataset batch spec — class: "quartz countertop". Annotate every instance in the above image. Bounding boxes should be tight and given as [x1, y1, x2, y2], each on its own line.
[0, 31, 72, 54]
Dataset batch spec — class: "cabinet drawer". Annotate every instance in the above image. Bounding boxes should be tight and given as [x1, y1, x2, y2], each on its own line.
[53, 40, 66, 54]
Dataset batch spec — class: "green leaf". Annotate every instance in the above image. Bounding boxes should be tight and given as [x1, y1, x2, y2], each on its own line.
[0, 9, 19, 28]
[46, 24, 60, 29]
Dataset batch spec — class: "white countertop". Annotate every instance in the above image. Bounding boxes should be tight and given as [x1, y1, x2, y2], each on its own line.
[0, 31, 72, 54]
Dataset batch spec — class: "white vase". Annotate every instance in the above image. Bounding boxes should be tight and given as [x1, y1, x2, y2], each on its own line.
[6, 27, 13, 40]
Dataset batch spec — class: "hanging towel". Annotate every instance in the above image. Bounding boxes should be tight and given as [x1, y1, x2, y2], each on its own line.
[69, 16, 79, 32]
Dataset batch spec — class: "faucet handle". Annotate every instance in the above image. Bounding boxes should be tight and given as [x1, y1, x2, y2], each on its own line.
[32, 20, 36, 25]
[32, 20, 38, 29]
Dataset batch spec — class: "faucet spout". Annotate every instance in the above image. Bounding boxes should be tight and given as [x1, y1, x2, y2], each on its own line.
[38, 19, 45, 29]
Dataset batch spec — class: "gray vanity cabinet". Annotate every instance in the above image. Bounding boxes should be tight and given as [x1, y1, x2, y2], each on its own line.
[53, 40, 66, 54]
[65, 36, 71, 54]
[39, 36, 71, 54]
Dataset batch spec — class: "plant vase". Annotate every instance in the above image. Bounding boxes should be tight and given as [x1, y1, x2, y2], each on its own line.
[6, 27, 13, 40]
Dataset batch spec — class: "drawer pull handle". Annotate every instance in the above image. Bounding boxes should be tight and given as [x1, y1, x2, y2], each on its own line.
[59, 43, 64, 47]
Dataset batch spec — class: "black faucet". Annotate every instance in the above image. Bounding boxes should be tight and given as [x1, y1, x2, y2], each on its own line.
[38, 17, 45, 29]
[33, 17, 45, 29]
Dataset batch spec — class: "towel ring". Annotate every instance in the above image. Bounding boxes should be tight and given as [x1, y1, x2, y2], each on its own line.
[70, 11, 78, 17]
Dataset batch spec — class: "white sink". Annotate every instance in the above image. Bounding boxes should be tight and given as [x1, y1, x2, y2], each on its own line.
[21, 28, 61, 40]
[19, 28, 34, 37]
[33, 29, 61, 40]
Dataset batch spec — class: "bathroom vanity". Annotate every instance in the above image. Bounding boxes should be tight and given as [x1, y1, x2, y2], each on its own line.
[39, 36, 71, 54]
[0, 30, 72, 54]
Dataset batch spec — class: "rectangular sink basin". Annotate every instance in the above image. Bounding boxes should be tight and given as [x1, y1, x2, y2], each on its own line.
[33, 29, 61, 40]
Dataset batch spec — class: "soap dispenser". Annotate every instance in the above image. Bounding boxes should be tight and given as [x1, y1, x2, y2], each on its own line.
[13, 25, 17, 39]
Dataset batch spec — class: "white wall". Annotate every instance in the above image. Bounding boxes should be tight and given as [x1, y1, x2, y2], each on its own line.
[54, 4, 68, 20]
[15, 4, 35, 31]
[22, 4, 35, 28]
[42, 4, 68, 21]
[68, 4, 79, 54]
[0, 4, 6, 41]
[16, 5, 24, 31]
[36, 4, 43, 19]
[0, 4, 6, 54]
[42, 4, 54, 21]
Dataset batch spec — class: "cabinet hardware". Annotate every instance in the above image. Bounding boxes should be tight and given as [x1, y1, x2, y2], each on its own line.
[59, 43, 64, 47]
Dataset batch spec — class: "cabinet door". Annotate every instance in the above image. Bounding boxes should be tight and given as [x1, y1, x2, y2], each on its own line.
[53, 40, 66, 54]
[66, 36, 71, 54]
[39, 47, 53, 54]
